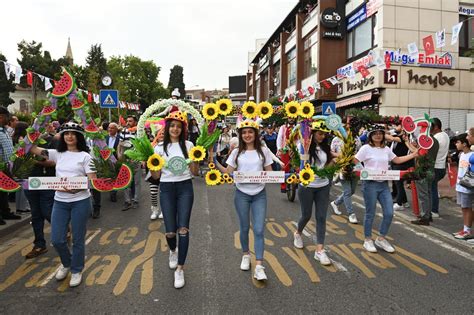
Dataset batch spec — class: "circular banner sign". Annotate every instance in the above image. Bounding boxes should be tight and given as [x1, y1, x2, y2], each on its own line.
[167, 156, 188, 176]
[320, 8, 341, 28]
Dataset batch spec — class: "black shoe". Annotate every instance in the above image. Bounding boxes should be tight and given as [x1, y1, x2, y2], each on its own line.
[122, 203, 132, 211]
[0, 218, 6, 225]
[92, 209, 100, 219]
[411, 218, 430, 226]
[3, 212, 21, 220]
[132, 201, 139, 209]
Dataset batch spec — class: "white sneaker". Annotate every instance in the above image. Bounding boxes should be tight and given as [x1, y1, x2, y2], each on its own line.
[330, 201, 342, 215]
[240, 254, 251, 271]
[393, 203, 404, 211]
[174, 269, 185, 289]
[293, 232, 304, 249]
[55, 264, 70, 281]
[314, 250, 331, 265]
[431, 212, 440, 218]
[150, 206, 159, 220]
[375, 238, 395, 253]
[253, 265, 267, 281]
[363, 240, 378, 253]
[403, 203, 410, 208]
[158, 212, 163, 219]
[169, 250, 178, 269]
[69, 273, 82, 287]
[348, 213, 358, 224]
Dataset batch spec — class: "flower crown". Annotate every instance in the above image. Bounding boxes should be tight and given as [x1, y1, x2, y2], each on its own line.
[165, 110, 187, 124]
[237, 119, 259, 130]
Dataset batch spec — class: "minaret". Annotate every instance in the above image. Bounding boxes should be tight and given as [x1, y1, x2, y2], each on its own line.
[65, 37, 73, 65]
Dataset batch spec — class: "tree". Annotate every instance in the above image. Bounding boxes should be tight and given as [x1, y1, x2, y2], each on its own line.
[167, 65, 185, 98]
[0, 53, 16, 107]
[107, 55, 168, 111]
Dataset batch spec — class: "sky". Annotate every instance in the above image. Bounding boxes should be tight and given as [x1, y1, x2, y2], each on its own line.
[1, 0, 297, 90]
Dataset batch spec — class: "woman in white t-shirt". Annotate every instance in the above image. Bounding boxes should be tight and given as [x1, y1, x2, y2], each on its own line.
[150, 111, 199, 289]
[216, 119, 273, 281]
[31, 122, 96, 288]
[293, 121, 334, 265]
[354, 125, 417, 254]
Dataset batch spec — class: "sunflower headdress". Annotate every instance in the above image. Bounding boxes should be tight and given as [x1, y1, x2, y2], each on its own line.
[257, 101, 273, 119]
[216, 99, 233, 116]
[285, 101, 300, 119]
[237, 119, 259, 130]
[242, 101, 258, 119]
[202, 103, 219, 120]
[299, 101, 314, 119]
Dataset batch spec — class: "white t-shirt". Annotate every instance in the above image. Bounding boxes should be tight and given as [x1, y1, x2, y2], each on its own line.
[47, 150, 94, 202]
[355, 145, 396, 171]
[434, 131, 450, 169]
[154, 141, 194, 182]
[456, 151, 474, 194]
[299, 143, 330, 188]
[227, 146, 273, 195]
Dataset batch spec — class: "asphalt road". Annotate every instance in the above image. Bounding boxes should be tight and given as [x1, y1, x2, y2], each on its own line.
[0, 178, 473, 314]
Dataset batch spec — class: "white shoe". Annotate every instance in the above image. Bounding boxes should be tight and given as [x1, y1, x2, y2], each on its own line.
[150, 206, 159, 220]
[55, 264, 70, 281]
[314, 250, 331, 265]
[293, 232, 304, 249]
[158, 212, 163, 219]
[403, 203, 410, 208]
[174, 269, 185, 289]
[169, 250, 178, 269]
[363, 240, 378, 253]
[348, 213, 358, 224]
[375, 238, 395, 253]
[253, 265, 267, 281]
[240, 254, 251, 271]
[431, 212, 440, 218]
[69, 273, 82, 287]
[393, 203, 404, 211]
[330, 201, 342, 215]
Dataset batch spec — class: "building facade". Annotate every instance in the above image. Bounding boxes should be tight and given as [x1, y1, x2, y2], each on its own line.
[247, 0, 474, 132]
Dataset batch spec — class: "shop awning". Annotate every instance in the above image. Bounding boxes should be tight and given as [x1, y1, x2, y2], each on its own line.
[335, 91, 373, 108]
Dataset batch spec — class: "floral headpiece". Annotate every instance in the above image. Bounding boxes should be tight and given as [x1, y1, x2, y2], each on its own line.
[165, 110, 188, 124]
[237, 119, 259, 130]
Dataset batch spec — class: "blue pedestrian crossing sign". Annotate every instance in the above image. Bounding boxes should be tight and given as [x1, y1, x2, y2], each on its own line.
[100, 90, 119, 108]
[322, 102, 336, 116]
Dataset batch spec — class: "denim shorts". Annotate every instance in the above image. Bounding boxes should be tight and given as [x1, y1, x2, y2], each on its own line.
[456, 191, 473, 208]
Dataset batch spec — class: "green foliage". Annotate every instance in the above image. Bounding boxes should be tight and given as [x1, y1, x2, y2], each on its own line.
[196, 124, 221, 149]
[167, 65, 185, 98]
[86, 44, 108, 79]
[0, 53, 15, 107]
[311, 164, 341, 179]
[9, 153, 37, 179]
[124, 135, 155, 161]
[12, 111, 33, 124]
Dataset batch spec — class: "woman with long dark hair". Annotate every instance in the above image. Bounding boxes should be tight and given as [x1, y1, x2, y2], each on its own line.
[216, 119, 273, 281]
[293, 121, 334, 265]
[151, 111, 198, 289]
[30, 122, 96, 287]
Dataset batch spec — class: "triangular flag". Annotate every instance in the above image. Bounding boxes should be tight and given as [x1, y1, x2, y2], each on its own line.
[314, 82, 321, 90]
[321, 80, 331, 89]
[422, 35, 435, 56]
[14, 66, 22, 84]
[407, 42, 418, 57]
[37, 75, 45, 82]
[87, 91, 93, 103]
[358, 65, 370, 78]
[44, 78, 53, 91]
[451, 22, 463, 45]
[308, 86, 315, 95]
[298, 90, 304, 99]
[436, 29, 446, 48]
[328, 76, 338, 85]
[384, 52, 391, 69]
[3, 62, 11, 80]
[347, 67, 356, 79]
[93, 94, 100, 104]
[26, 71, 33, 86]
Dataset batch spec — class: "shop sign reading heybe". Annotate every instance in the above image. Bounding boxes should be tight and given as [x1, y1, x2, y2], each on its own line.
[407, 70, 455, 88]
[337, 76, 376, 96]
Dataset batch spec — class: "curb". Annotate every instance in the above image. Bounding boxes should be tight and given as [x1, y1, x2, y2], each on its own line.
[0, 214, 31, 239]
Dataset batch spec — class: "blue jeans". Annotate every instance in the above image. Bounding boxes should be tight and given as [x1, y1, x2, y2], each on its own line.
[431, 168, 446, 214]
[160, 179, 194, 265]
[334, 177, 358, 214]
[297, 184, 330, 244]
[361, 181, 394, 238]
[51, 197, 91, 273]
[234, 189, 267, 261]
[24, 190, 55, 249]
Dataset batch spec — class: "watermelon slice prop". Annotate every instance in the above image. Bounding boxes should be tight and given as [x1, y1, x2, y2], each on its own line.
[51, 68, 75, 98]
[99, 149, 113, 161]
[90, 178, 115, 192]
[90, 164, 132, 192]
[0, 171, 21, 192]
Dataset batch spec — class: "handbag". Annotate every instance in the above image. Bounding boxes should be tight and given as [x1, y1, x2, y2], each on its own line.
[459, 170, 474, 189]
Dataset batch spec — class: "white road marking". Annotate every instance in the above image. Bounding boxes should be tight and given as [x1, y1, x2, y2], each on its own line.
[291, 221, 312, 238]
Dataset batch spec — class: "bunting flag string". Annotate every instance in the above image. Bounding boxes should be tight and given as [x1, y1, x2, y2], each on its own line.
[276, 15, 474, 103]
[0, 59, 141, 111]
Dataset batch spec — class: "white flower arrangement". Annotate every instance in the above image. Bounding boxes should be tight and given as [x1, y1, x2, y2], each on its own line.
[137, 99, 204, 138]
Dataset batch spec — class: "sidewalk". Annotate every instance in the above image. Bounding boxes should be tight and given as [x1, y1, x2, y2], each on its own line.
[0, 201, 31, 239]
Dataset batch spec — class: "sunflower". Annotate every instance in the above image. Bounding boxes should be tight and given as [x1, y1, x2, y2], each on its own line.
[216, 99, 233, 116]
[257, 101, 273, 119]
[220, 177, 226, 185]
[223, 173, 230, 180]
[226, 177, 234, 184]
[299, 168, 315, 186]
[299, 101, 314, 119]
[189, 146, 206, 162]
[208, 162, 215, 169]
[304, 162, 311, 169]
[147, 153, 165, 171]
[286, 177, 294, 184]
[205, 169, 222, 186]
[285, 101, 300, 119]
[242, 101, 258, 119]
[202, 103, 219, 120]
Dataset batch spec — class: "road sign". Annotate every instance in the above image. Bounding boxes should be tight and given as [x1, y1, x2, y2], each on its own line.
[100, 90, 119, 108]
[322, 102, 336, 116]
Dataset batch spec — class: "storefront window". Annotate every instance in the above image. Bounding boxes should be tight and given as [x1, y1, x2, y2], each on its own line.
[304, 32, 318, 78]
[287, 48, 297, 87]
[459, 15, 474, 57]
[347, 17, 374, 59]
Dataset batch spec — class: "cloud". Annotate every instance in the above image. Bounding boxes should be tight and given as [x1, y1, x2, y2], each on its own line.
[1, 0, 296, 90]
